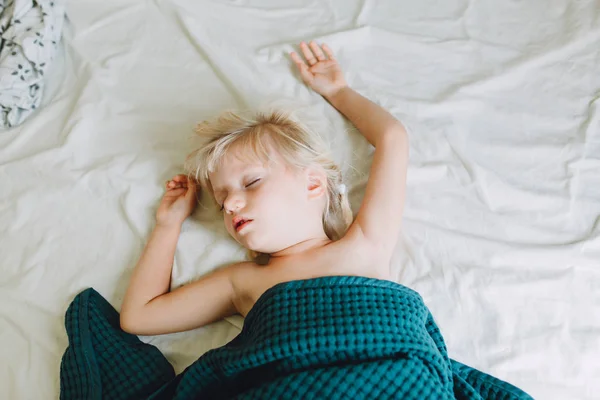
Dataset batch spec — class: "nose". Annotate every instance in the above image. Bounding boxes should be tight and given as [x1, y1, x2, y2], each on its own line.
[223, 191, 245, 214]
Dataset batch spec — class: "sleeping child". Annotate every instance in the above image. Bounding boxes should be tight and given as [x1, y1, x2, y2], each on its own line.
[60, 41, 533, 400]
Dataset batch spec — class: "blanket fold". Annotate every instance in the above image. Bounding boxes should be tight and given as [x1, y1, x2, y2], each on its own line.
[60, 276, 533, 399]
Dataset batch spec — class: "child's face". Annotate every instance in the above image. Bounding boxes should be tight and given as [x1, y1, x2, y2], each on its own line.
[209, 143, 326, 254]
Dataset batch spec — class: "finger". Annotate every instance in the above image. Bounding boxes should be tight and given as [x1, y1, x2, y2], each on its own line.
[322, 43, 336, 60]
[290, 52, 314, 84]
[309, 41, 326, 61]
[166, 188, 186, 196]
[300, 41, 317, 66]
[290, 51, 308, 69]
[298, 61, 314, 84]
[172, 174, 187, 182]
[185, 179, 198, 201]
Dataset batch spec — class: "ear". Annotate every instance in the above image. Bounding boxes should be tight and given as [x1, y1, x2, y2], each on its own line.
[305, 168, 327, 200]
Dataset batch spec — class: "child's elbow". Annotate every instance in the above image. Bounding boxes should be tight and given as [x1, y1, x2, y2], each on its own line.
[119, 311, 140, 334]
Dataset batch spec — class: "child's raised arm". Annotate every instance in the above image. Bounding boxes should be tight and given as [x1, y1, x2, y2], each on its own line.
[120, 175, 239, 335]
[291, 42, 409, 261]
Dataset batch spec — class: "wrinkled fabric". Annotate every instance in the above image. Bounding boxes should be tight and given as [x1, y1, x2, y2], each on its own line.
[3, 2, 599, 399]
[60, 277, 533, 400]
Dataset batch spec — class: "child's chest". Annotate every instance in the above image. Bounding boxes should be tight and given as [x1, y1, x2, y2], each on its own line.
[233, 245, 391, 317]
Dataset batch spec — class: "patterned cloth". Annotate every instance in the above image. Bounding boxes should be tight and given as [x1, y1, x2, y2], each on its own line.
[60, 276, 534, 399]
[0, 0, 66, 128]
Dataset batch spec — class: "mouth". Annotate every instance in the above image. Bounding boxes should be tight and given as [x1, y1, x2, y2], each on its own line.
[233, 217, 253, 232]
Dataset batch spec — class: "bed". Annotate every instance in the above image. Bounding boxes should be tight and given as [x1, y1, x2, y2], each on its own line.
[1, 1, 598, 398]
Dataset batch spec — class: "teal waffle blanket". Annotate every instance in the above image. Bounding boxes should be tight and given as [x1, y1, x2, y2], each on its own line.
[60, 276, 533, 399]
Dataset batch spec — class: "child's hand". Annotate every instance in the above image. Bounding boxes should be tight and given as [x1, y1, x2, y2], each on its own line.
[156, 174, 198, 228]
[290, 41, 348, 99]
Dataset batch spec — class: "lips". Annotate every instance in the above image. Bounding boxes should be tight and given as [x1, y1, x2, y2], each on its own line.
[232, 216, 253, 232]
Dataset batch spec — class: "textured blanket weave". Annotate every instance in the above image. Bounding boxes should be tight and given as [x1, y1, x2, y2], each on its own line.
[60, 276, 533, 399]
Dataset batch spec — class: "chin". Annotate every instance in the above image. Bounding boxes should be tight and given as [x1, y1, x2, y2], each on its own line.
[244, 239, 277, 255]
[250, 241, 291, 255]
[235, 228, 288, 255]
[236, 233, 262, 252]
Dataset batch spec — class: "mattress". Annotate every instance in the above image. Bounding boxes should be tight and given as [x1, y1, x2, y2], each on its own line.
[1, 1, 599, 399]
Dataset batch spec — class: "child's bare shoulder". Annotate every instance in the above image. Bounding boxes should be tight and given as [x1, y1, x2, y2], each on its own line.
[228, 261, 272, 316]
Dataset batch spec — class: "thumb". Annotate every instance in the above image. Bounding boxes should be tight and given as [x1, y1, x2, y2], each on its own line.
[298, 62, 314, 86]
[185, 179, 198, 202]
[290, 51, 314, 85]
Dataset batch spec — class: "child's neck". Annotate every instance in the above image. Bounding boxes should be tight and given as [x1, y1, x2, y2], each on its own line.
[270, 236, 331, 258]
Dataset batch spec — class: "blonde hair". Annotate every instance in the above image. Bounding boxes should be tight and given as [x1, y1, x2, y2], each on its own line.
[184, 109, 353, 259]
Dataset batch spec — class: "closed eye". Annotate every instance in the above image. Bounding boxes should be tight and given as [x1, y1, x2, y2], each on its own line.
[245, 178, 260, 188]
[218, 179, 260, 212]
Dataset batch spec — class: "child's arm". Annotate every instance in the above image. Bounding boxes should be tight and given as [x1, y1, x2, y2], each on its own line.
[291, 42, 409, 260]
[329, 88, 408, 256]
[120, 175, 238, 335]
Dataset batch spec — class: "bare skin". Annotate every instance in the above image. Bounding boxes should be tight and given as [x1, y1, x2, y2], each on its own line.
[120, 41, 409, 335]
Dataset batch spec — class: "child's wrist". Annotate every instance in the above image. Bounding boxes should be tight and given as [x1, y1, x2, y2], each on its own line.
[325, 86, 350, 104]
[155, 219, 183, 232]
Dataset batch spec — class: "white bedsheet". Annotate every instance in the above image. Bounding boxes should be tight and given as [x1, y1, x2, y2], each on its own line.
[1, 0, 599, 398]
